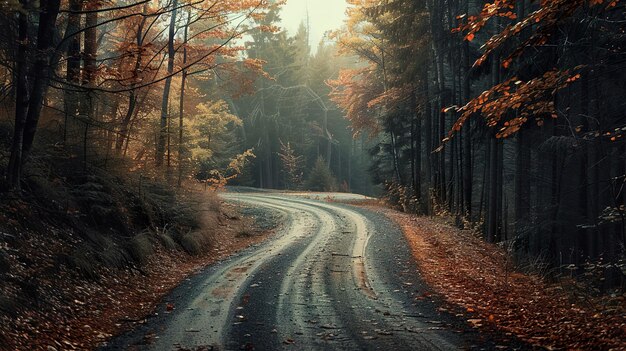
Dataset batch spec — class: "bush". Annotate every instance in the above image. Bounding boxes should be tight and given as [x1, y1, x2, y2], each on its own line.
[129, 233, 155, 265]
[178, 230, 212, 255]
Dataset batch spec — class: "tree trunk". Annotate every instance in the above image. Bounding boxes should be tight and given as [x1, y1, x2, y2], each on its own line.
[157, 0, 178, 167]
[178, 10, 190, 187]
[423, 78, 433, 214]
[75, 1, 99, 165]
[462, 4, 472, 218]
[63, 0, 83, 144]
[6, 0, 30, 189]
[486, 14, 504, 242]
[437, 50, 447, 205]
[116, 4, 148, 155]
[390, 130, 403, 184]
[21, 0, 62, 158]
[411, 87, 422, 208]
[487, 137, 499, 243]
[82, 4, 98, 109]
[515, 127, 531, 236]
[324, 109, 332, 167]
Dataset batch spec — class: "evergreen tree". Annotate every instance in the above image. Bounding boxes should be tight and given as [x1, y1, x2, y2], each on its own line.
[304, 156, 337, 192]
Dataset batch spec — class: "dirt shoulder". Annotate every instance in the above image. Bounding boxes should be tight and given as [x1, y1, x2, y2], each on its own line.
[0, 192, 276, 351]
[371, 207, 625, 350]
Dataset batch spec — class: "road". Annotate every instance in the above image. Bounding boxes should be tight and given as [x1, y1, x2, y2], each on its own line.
[104, 191, 485, 350]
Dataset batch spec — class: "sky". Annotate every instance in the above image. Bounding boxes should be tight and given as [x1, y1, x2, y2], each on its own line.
[279, 0, 348, 51]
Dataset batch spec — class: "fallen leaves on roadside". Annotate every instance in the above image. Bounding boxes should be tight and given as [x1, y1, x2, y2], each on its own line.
[380, 210, 626, 350]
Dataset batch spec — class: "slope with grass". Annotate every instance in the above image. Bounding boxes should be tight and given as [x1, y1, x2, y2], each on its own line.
[0, 159, 279, 350]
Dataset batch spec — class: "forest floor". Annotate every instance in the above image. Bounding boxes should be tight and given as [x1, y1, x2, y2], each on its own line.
[372, 207, 626, 350]
[0, 191, 279, 351]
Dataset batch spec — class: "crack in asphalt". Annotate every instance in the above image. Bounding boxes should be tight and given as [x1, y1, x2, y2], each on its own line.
[103, 192, 483, 351]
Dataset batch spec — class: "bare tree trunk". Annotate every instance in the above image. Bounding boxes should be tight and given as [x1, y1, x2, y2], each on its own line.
[324, 110, 331, 167]
[487, 137, 499, 243]
[6, 0, 30, 189]
[75, 2, 99, 167]
[514, 0, 530, 239]
[178, 10, 190, 187]
[390, 130, 403, 184]
[437, 50, 447, 205]
[515, 127, 531, 235]
[411, 87, 421, 208]
[116, 5, 148, 155]
[414, 97, 422, 210]
[462, 0, 473, 218]
[167, 103, 172, 169]
[423, 78, 433, 214]
[486, 15, 503, 243]
[64, 0, 83, 144]
[82, 4, 98, 104]
[157, 0, 178, 167]
[21, 0, 62, 158]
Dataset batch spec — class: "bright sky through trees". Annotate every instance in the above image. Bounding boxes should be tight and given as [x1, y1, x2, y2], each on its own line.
[280, 0, 348, 51]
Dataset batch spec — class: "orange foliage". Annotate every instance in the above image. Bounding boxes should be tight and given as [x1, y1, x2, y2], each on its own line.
[447, 69, 579, 141]
[445, 0, 621, 142]
[327, 67, 383, 137]
[455, 0, 622, 68]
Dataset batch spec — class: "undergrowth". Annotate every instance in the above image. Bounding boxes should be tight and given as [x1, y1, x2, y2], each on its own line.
[0, 148, 221, 316]
[380, 181, 625, 293]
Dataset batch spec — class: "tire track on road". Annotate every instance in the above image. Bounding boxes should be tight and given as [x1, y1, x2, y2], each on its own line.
[104, 192, 480, 351]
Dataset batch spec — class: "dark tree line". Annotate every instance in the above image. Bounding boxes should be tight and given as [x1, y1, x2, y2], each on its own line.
[331, 0, 626, 270]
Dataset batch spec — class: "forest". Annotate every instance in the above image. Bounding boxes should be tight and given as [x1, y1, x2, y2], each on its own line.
[0, 0, 625, 349]
[327, 0, 626, 273]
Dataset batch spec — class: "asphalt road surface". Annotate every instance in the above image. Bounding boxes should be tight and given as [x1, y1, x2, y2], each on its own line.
[104, 191, 488, 350]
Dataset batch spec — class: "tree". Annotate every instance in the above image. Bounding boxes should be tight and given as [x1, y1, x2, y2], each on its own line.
[189, 100, 243, 181]
[156, 0, 179, 168]
[332, 0, 626, 267]
[278, 141, 304, 190]
[7, 0, 62, 189]
[304, 156, 336, 192]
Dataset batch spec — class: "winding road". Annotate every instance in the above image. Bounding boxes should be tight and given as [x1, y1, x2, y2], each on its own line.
[105, 191, 484, 350]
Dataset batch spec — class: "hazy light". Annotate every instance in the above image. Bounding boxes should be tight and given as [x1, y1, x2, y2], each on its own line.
[279, 0, 348, 51]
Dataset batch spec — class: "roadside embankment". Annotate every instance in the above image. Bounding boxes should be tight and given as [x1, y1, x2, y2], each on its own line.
[0, 170, 277, 350]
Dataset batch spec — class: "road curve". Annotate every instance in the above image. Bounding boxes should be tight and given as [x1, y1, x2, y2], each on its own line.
[104, 191, 483, 350]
